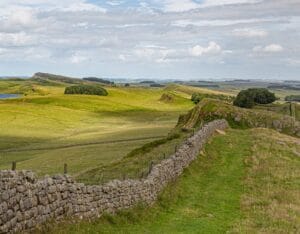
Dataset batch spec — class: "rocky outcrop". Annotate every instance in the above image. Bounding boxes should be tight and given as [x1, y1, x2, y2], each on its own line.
[0, 120, 228, 233]
[177, 99, 300, 137]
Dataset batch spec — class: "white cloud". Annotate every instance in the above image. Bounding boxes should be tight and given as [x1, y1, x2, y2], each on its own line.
[172, 18, 277, 27]
[0, 32, 35, 46]
[23, 47, 51, 60]
[135, 48, 156, 59]
[162, 0, 199, 12]
[201, 0, 262, 8]
[118, 54, 127, 61]
[134, 45, 169, 59]
[106, 1, 124, 6]
[264, 44, 284, 52]
[253, 44, 284, 53]
[0, 6, 39, 32]
[0, 1, 107, 14]
[70, 54, 88, 64]
[0, 0, 299, 79]
[233, 28, 268, 38]
[139, 2, 149, 8]
[189, 42, 222, 57]
[286, 58, 300, 66]
[160, 0, 262, 12]
[133, 45, 178, 63]
[8, 8, 36, 26]
[59, 3, 106, 13]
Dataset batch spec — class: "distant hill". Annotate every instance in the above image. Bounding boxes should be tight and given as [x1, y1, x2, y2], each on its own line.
[232, 79, 251, 82]
[191, 84, 220, 88]
[83, 77, 114, 85]
[268, 84, 300, 91]
[284, 80, 300, 84]
[31, 72, 83, 85]
[140, 81, 156, 84]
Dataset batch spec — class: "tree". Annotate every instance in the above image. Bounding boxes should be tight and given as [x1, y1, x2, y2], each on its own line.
[233, 90, 255, 108]
[251, 88, 276, 104]
[234, 88, 276, 108]
[285, 95, 300, 102]
[64, 85, 108, 96]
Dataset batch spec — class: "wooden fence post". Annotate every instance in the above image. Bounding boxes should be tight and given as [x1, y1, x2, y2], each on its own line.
[12, 161, 16, 171]
[64, 163, 68, 174]
[148, 161, 154, 175]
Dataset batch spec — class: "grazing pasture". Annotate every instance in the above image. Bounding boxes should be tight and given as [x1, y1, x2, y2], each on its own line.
[1, 76, 299, 233]
[0, 79, 196, 178]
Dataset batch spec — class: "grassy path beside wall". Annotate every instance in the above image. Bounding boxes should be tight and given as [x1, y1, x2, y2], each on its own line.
[44, 127, 300, 233]
[45, 129, 253, 233]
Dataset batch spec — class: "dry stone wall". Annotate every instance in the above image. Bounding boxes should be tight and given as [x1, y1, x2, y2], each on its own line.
[0, 119, 228, 233]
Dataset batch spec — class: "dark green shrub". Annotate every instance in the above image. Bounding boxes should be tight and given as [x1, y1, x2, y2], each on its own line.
[285, 95, 300, 102]
[140, 81, 155, 84]
[233, 90, 255, 108]
[150, 83, 165, 87]
[83, 77, 114, 85]
[64, 85, 108, 96]
[191, 93, 234, 104]
[234, 88, 276, 108]
[251, 88, 276, 104]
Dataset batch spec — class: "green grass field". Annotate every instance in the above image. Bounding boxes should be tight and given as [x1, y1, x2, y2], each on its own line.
[40, 128, 300, 233]
[1, 78, 298, 179]
[0, 79, 197, 178]
[1, 76, 299, 233]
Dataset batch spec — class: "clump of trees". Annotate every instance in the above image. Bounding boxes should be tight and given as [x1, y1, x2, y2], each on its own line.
[140, 81, 155, 84]
[233, 88, 276, 108]
[285, 95, 300, 102]
[64, 85, 108, 96]
[150, 83, 165, 87]
[83, 77, 114, 85]
[191, 93, 234, 104]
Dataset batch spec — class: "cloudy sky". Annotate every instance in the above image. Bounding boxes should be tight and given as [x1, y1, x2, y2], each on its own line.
[0, 0, 299, 80]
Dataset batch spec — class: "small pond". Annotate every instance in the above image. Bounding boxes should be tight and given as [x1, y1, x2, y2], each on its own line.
[0, 94, 20, 99]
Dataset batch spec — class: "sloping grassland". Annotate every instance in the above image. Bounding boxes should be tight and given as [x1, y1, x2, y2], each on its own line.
[0, 80, 195, 177]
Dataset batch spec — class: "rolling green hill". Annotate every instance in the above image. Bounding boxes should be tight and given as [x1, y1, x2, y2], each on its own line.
[0, 79, 197, 177]
[31, 72, 83, 85]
